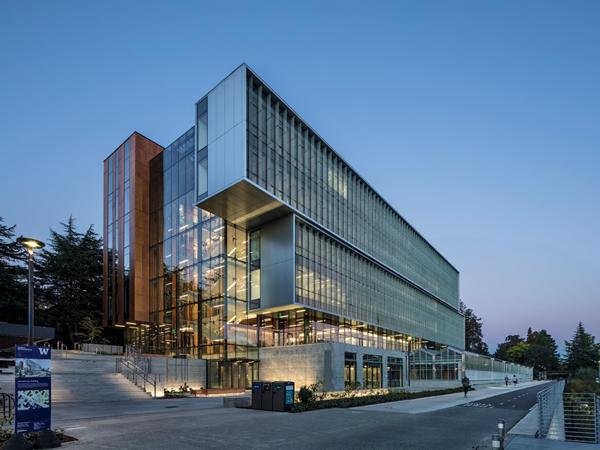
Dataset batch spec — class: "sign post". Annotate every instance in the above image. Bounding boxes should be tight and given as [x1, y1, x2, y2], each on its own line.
[14, 345, 51, 433]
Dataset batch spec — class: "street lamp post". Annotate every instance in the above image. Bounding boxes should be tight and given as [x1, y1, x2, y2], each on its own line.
[17, 236, 45, 345]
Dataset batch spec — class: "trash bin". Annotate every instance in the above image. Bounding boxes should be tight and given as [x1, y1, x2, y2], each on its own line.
[272, 382, 284, 412]
[272, 381, 294, 412]
[251, 381, 263, 410]
[260, 382, 273, 411]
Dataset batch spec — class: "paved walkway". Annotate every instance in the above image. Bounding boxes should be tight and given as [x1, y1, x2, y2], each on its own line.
[508, 404, 539, 437]
[355, 381, 547, 414]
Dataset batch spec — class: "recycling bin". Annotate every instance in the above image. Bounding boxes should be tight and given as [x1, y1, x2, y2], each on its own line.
[251, 381, 263, 410]
[272, 381, 294, 412]
[260, 382, 273, 411]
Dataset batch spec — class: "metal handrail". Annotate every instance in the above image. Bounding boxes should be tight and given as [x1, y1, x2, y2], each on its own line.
[1, 392, 14, 421]
[537, 380, 565, 438]
[116, 347, 158, 397]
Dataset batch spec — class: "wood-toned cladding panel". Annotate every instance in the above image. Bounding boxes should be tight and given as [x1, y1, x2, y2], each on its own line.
[103, 132, 163, 327]
[131, 133, 163, 323]
[102, 159, 109, 327]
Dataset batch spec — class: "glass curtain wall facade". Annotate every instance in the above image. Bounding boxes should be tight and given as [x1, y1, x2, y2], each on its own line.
[409, 347, 462, 381]
[256, 308, 421, 351]
[245, 70, 464, 352]
[295, 221, 463, 348]
[104, 139, 131, 325]
[142, 128, 200, 355]
[463, 352, 532, 378]
[247, 73, 459, 310]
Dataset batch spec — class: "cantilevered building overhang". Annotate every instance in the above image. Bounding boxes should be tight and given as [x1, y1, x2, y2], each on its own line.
[195, 65, 292, 229]
[199, 179, 293, 229]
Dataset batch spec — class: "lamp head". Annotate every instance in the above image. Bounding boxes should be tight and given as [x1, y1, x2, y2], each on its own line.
[17, 236, 45, 254]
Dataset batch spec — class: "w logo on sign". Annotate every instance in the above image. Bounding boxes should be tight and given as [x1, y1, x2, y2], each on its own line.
[39, 348, 50, 356]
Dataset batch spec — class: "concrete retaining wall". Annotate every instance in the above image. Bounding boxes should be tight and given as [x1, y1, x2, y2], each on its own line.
[259, 343, 407, 391]
[410, 380, 461, 389]
[466, 369, 533, 385]
[148, 357, 206, 390]
[80, 343, 123, 354]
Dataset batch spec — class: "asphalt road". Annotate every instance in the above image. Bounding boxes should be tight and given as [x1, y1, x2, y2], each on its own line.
[59, 382, 551, 450]
[460, 383, 544, 410]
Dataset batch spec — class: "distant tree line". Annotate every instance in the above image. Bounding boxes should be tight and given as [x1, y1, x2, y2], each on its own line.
[463, 301, 600, 377]
[0, 216, 103, 346]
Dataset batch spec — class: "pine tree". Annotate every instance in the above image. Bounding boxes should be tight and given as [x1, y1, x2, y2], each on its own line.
[37, 216, 103, 345]
[460, 301, 490, 355]
[526, 328, 560, 373]
[0, 217, 28, 323]
[564, 322, 600, 375]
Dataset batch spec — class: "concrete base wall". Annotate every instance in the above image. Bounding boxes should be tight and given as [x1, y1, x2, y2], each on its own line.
[466, 369, 533, 385]
[410, 380, 461, 389]
[259, 343, 337, 390]
[147, 357, 206, 390]
[259, 343, 407, 391]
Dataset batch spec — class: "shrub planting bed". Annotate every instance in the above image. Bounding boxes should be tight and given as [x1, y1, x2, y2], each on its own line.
[291, 387, 463, 412]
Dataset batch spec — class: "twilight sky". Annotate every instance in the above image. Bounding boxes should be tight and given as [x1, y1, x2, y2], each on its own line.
[1, 1, 598, 353]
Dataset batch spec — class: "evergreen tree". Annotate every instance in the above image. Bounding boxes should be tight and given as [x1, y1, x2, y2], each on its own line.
[564, 322, 600, 375]
[38, 216, 103, 345]
[494, 330, 560, 375]
[494, 335, 524, 361]
[0, 216, 27, 323]
[460, 301, 490, 355]
[526, 328, 560, 374]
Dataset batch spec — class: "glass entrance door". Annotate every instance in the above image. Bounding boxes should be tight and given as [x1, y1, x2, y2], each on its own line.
[207, 361, 256, 389]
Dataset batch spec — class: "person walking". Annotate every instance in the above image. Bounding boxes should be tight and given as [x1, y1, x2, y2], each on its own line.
[505, 375, 509, 386]
[512, 374, 518, 386]
[461, 375, 470, 398]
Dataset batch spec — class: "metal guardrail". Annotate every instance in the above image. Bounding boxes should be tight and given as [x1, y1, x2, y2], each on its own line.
[1, 392, 14, 421]
[116, 345, 158, 397]
[537, 379, 565, 438]
[563, 393, 598, 444]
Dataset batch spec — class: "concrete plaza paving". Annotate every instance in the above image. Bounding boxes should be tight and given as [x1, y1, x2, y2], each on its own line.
[53, 381, 550, 449]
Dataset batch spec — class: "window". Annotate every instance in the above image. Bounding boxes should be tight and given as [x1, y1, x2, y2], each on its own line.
[197, 147, 208, 199]
[387, 357, 403, 388]
[197, 98, 208, 150]
[362, 354, 382, 389]
[249, 230, 261, 309]
[344, 352, 357, 388]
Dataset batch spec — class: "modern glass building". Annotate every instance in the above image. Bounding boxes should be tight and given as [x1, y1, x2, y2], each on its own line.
[103, 65, 531, 390]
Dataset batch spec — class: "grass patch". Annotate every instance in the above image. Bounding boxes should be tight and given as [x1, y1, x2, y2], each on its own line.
[290, 387, 463, 412]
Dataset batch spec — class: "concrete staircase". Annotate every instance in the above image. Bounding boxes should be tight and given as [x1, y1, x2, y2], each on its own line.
[51, 351, 151, 403]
